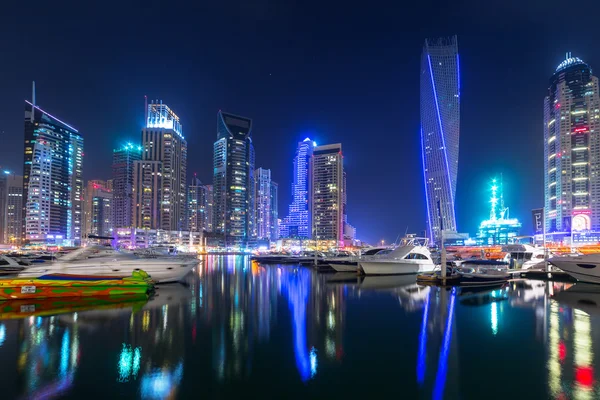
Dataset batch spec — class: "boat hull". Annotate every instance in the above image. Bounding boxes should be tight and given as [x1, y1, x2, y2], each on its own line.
[456, 273, 509, 286]
[0, 273, 153, 300]
[329, 263, 358, 272]
[549, 259, 600, 284]
[359, 261, 435, 275]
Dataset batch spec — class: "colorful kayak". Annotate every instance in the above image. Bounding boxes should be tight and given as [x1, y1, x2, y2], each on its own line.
[0, 270, 154, 300]
[0, 295, 149, 320]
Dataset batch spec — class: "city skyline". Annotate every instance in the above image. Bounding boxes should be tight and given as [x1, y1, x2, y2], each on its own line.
[3, 2, 600, 243]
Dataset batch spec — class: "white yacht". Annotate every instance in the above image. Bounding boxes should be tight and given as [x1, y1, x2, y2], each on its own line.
[549, 254, 600, 284]
[502, 244, 549, 269]
[16, 245, 199, 283]
[327, 247, 391, 272]
[358, 237, 435, 275]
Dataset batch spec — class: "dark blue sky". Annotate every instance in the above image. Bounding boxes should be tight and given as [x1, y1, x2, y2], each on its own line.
[2, 0, 600, 244]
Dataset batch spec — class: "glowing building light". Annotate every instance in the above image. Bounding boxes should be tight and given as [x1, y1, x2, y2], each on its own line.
[417, 290, 431, 385]
[433, 288, 456, 400]
[310, 347, 318, 378]
[491, 302, 498, 335]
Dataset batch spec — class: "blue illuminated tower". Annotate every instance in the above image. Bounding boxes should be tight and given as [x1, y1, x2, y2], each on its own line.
[420, 36, 460, 245]
[112, 143, 142, 229]
[280, 138, 315, 239]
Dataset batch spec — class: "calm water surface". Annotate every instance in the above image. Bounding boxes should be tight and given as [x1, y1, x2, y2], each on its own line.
[1, 256, 600, 399]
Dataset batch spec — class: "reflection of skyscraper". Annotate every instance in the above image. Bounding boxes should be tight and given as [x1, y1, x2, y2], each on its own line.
[212, 111, 255, 245]
[280, 138, 314, 239]
[544, 54, 600, 239]
[421, 36, 460, 245]
[112, 143, 141, 229]
[24, 99, 84, 245]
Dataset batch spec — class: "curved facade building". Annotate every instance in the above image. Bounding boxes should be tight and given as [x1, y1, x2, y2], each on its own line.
[544, 54, 600, 238]
[213, 111, 255, 245]
[420, 36, 460, 244]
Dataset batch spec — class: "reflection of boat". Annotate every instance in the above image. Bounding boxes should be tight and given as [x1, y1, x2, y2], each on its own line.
[359, 274, 416, 290]
[17, 245, 198, 283]
[0, 271, 154, 300]
[458, 284, 509, 306]
[359, 237, 436, 275]
[552, 283, 600, 314]
[146, 284, 193, 308]
[0, 295, 148, 320]
[549, 254, 600, 284]
[325, 272, 360, 285]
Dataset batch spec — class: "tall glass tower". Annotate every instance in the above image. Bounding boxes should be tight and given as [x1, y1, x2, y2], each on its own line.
[544, 54, 600, 241]
[280, 138, 314, 239]
[112, 143, 141, 229]
[420, 36, 460, 245]
[212, 111, 255, 245]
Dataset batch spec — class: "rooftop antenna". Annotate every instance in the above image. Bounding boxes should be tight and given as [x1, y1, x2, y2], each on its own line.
[30, 81, 36, 122]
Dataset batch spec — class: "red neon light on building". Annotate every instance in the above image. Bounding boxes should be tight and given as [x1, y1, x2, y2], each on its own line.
[574, 127, 588, 133]
[559, 341, 566, 361]
[576, 366, 594, 387]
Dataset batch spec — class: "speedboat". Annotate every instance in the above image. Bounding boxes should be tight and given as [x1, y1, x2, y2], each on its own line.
[358, 237, 436, 275]
[502, 244, 549, 270]
[455, 266, 510, 285]
[327, 247, 391, 272]
[548, 254, 600, 284]
[16, 246, 199, 284]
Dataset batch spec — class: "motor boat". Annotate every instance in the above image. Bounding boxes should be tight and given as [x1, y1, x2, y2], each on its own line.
[358, 237, 436, 275]
[454, 259, 510, 269]
[502, 244, 549, 270]
[455, 266, 510, 286]
[548, 254, 600, 284]
[327, 247, 391, 272]
[15, 245, 199, 284]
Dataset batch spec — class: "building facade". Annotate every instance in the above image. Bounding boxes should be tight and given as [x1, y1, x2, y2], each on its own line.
[254, 168, 278, 240]
[112, 143, 141, 228]
[23, 100, 83, 245]
[83, 180, 113, 237]
[4, 173, 23, 245]
[212, 111, 255, 245]
[134, 101, 187, 231]
[544, 54, 600, 239]
[280, 138, 315, 238]
[420, 36, 460, 245]
[188, 175, 211, 233]
[310, 143, 344, 243]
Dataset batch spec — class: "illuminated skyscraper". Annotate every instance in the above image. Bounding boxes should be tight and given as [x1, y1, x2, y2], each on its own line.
[134, 100, 187, 230]
[280, 138, 314, 239]
[420, 36, 460, 245]
[188, 175, 211, 233]
[23, 99, 83, 245]
[254, 168, 278, 240]
[544, 54, 600, 241]
[311, 143, 344, 243]
[82, 180, 113, 237]
[112, 143, 142, 229]
[270, 182, 279, 241]
[212, 111, 255, 245]
[4, 173, 23, 245]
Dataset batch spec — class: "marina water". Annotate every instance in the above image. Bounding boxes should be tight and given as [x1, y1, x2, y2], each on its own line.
[0, 255, 598, 399]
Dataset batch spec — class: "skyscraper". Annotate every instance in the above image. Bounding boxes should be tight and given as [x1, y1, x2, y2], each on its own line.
[112, 143, 142, 229]
[310, 143, 344, 243]
[188, 175, 211, 233]
[212, 111, 255, 245]
[23, 99, 83, 245]
[544, 53, 600, 239]
[270, 182, 279, 241]
[254, 168, 278, 240]
[3, 172, 23, 245]
[83, 180, 113, 237]
[134, 100, 187, 230]
[280, 138, 315, 238]
[420, 36, 460, 245]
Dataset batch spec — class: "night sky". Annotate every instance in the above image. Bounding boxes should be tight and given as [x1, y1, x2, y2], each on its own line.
[2, 0, 600, 244]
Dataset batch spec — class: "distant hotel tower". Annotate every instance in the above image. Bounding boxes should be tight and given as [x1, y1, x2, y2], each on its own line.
[112, 143, 141, 228]
[254, 168, 278, 240]
[187, 175, 213, 233]
[212, 111, 255, 245]
[311, 143, 344, 243]
[82, 180, 113, 237]
[544, 54, 600, 240]
[134, 100, 187, 231]
[420, 36, 460, 245]
[23, 94, 84, 245]
[0, 172, 23, 245]
[280, 138, 315, 238]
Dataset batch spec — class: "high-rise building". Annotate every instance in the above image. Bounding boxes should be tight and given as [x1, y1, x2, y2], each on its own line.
[188, 175, 211, 233]
[544, 53, 600, 239]
[3, 172, 23, 245]
[0, 172, 9, 244]
[112, 143, 142, 228]
[83, 180, 113, 237]
[280, 138, 315, 238]
[23, 99, 84, 245]
[133, 100, 187, 231]
[270, 182, 279, 241]
[310, 143, 344, 243]
[212, 111, 255, 245]
[420, 36, 460, 245]
[254, 168, 278, 240]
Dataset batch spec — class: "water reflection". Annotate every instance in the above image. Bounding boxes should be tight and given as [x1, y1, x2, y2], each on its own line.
[3, 257, 600, 398]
